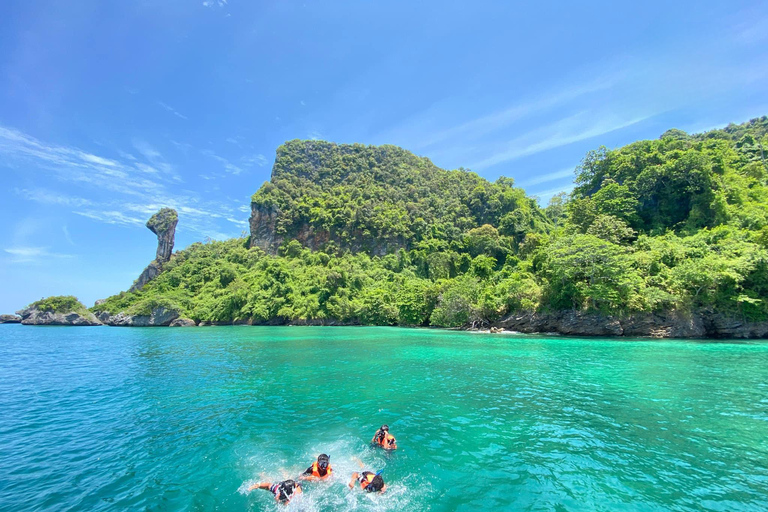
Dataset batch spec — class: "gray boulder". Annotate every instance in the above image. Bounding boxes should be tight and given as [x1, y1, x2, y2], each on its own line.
[169, 318, 196, 327]
[0, 314, 22, 323]
[100, 306, 180, 327]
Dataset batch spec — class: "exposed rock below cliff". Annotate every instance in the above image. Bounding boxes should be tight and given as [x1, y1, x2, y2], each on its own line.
[129, 261, 162, 293]
[98, 306, 180, 327]
[128, 208, 178, 293]
[169, 318, 196, 327]
[495, 310, 768, 338]
[16, 297, 101, 326]
[0, 314, 22, 323]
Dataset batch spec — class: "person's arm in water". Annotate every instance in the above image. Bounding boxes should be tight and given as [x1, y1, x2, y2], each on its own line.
[388, 436, 398, 450]
[371, 431, 381, 444]
[348, 472, 359, 489]
[247, 482, 272, 492]
[299, 466, 315, 481]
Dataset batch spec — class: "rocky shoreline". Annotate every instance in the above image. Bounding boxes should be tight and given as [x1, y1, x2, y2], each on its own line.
[493, 310, 768, 339]
[4, 308, 768, 338]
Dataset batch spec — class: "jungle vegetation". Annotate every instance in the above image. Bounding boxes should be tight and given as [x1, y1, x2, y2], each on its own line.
[93, 116, 768, 327]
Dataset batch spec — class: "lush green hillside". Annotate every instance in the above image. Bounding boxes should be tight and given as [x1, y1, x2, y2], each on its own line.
[250, 140, 550, 253]
[94, 117, 768, 326]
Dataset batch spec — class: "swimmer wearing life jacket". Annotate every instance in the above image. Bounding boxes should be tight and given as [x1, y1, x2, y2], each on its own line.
[348, 471, 386, 493]
[371, 424, 397, 450]
[299, 453, 332, 480]
[248, 479, 302, 504]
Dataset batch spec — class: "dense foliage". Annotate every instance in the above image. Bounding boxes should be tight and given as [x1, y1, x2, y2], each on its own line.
[94, 117, 768, 326]
[251, 140, 550, 251]
[26, 296, 90, 315]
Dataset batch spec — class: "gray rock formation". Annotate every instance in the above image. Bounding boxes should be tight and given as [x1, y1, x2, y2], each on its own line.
[129, 208, 178, 292]
[169, 318, 196, 327]
[16, 307, 101, 326]
[98, 306, 180, 327]
[0, 314, 22, 323]
[494, 310, 768, 338]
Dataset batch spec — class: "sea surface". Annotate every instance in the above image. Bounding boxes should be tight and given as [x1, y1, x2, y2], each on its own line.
[1, 325, 767, 511]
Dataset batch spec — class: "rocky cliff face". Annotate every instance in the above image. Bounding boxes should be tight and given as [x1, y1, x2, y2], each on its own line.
[16, 306, 101, 326]
[129, 208, 178, 292]
[248, 203, 403, 255]
[97, 306, 180, 327]
[494, 310, 768, 338]
[0, 314, 21, 323]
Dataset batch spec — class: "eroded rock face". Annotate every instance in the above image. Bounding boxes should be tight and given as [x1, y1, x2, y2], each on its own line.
[494, 310, 768, 338]
[98, 306, 180, 327]
[0, 314, 22, 323]
[147, 208, 178, 263]
[16, 308, 101, 326]
[129, 208, 178, 293]
[169, 318, 196, 327]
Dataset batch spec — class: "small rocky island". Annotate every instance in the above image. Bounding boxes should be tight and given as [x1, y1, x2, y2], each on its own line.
[15, 296, 101, 326]
[0, 314, 22, 323]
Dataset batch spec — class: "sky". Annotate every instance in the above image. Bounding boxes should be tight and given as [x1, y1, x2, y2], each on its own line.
[1, 0, 767, 312]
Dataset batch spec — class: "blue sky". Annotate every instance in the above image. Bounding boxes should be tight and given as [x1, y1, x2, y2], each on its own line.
[1, 0, 767, 312]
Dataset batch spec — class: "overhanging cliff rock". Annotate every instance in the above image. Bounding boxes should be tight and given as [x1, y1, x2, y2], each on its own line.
[129, 208, 178, 292]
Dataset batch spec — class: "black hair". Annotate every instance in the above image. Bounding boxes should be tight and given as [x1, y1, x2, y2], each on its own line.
[277, 480, 298, 501]
[365, 474, 385, 493]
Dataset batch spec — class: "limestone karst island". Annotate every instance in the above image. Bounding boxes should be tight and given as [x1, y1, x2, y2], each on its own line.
[8, 118, 768, 338]
[3, 3, 768, 511]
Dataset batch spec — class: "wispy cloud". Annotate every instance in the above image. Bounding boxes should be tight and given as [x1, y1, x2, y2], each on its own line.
[202, 0, 228, 7]
[1, 125, 248, 241]
[202, 149, 243, 175]
[74, 210, 146, 226]
[157, 101, 188, 120]
[14, 188, 92, 207]
[241, 153, 268, 168]
[468, 111, 652, 169]
[62, 225, 75, 246]
[516, 167, 575, 188]
[414, 77, 620, 151]
[4, 246, 75, 264]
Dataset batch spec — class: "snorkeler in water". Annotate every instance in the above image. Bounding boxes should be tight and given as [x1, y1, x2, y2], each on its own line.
[299, 453, 332, 480]
[248, 479, 302, 504]
[349, 470, 386, 493]
[371, 424, 397, 450]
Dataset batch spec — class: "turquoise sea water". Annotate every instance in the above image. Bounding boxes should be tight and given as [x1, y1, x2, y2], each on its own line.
[1, 325, 767, 511]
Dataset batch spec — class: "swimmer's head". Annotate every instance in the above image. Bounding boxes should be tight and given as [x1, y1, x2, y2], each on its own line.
[317, 454, 330, 470]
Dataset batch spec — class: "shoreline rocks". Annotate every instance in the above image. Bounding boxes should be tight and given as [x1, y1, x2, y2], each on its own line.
[0, 314, 22, 323]
[16, 308, 101, 326]
[493, 310, 768, 339]
[98, 306, 180, 327]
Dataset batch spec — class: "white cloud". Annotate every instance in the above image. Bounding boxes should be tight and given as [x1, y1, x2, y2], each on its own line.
[241, 153, 267, 167]
[74, 210, 146, 226]
[62, 225, 75, 246]
[4, 246, 75, 264]
[201, 149, 243, 175]
[0, 125, 250, 241]
[516, 167, 575, 188]
[468, 111, 652, 169]
[14, 188, 92, 207]
[157, 101, 188, 120]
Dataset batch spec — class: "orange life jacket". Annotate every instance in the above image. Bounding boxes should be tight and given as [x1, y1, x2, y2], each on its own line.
[359, 472, 375, 490]
[377, 432, 396, 449]
[311, 461, 332, 478]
